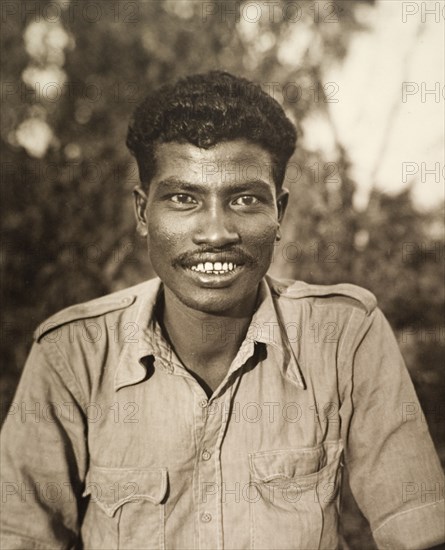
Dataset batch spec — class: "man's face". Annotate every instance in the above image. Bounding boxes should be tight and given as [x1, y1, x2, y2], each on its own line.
[134, 139, 288, 316]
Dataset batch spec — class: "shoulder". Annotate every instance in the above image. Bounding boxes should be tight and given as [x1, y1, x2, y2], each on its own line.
[267, 276, 377, 315]
[34, 278, 160, 342]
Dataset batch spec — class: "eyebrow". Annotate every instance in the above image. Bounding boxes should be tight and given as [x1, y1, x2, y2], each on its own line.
[155, 177, 275, 197]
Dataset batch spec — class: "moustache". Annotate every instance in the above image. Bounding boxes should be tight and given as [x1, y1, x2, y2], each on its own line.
[174, 247, 257, 268]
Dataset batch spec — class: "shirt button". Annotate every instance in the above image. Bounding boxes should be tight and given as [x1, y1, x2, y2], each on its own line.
[202, 449, 211, 461]
[201, 512, 212, 523]
[199, 399, 208, 408]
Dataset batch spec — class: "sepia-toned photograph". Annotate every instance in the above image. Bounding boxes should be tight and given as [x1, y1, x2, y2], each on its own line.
[1, 1, 444, 548]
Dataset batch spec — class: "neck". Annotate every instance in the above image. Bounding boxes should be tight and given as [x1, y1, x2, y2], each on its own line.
[159, 287, 258, 369]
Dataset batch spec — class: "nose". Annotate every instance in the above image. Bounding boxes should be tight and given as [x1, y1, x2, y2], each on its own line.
[193, 205, 240, 247]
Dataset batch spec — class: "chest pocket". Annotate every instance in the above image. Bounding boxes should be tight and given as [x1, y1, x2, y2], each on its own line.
[81, 466, 168, 550]
[248, 442, 343, 550]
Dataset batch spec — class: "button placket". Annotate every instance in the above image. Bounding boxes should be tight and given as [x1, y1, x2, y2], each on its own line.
[200, 375, 244, 550]
[195, 376, 241, 550]
[196, 395, 222, 550]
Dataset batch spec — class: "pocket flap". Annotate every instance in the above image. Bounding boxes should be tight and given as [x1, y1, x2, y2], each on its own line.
[83, 466, 168, 517]
[249, 442, 342, 483]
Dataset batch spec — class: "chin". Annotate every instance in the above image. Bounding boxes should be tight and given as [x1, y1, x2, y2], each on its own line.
[179, 291, 240, 316]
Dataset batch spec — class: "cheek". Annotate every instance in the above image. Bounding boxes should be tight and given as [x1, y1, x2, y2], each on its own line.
[146, 215, 192, 273]
[243, 216, 278, 242]
[242, 219, 279, 265]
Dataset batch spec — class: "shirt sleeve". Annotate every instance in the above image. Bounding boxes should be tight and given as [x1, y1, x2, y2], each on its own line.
[341, 307, 445, 550]
[1, 340, 88, 549]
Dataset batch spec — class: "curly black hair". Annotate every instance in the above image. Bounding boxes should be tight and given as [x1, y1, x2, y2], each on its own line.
[126, 70, 297, 190]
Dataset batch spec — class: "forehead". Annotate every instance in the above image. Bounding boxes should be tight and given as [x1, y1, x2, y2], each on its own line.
[151, 140, 275, 187]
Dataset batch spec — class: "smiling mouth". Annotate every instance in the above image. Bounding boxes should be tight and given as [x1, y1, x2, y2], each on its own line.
[189, 262, 238, 275]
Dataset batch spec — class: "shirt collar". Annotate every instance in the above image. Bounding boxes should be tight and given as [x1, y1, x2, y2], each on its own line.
[114, 278, 163, 391]
[248, 277, 306, 389]
[115, 277, 306, 391]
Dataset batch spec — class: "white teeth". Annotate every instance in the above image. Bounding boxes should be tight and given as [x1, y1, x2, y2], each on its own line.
[190, 261, 238, 274]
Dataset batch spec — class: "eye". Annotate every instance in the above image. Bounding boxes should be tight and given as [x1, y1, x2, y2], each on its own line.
[170, 194, 197, 205]
[232, 195, 260, 207]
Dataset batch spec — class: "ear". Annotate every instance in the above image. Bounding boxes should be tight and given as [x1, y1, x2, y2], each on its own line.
[276, 187, 289, 224]
[133, 186, 149, 237]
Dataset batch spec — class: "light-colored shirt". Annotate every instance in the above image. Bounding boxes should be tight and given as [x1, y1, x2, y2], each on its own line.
[1, 276, 444, 550]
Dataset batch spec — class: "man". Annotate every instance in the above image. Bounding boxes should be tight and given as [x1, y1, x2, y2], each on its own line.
[1, 71, 444, 549]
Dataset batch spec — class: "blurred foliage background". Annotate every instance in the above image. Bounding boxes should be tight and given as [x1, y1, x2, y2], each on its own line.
[1, 1, 444, 548]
